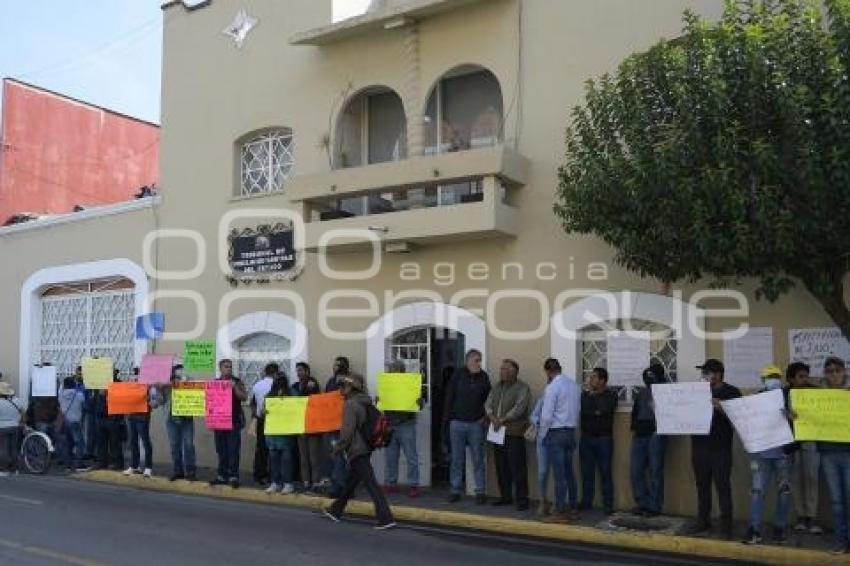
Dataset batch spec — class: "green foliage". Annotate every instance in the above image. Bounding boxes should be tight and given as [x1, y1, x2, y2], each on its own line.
[555, 0, 850, 336]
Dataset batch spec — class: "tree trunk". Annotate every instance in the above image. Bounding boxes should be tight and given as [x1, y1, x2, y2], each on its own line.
[808, 277, 850, 344]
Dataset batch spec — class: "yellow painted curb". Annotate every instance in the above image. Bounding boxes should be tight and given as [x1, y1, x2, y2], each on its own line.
[77, 471, 842, 566]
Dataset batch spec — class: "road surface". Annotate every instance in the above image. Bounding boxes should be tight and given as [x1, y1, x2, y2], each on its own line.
[0, 474, 743, 566]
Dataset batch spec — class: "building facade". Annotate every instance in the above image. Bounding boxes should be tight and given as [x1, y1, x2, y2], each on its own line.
[0, 0, 845, 520]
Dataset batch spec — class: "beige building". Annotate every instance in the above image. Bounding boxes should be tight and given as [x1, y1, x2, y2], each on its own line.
[1, 0, 845, 521]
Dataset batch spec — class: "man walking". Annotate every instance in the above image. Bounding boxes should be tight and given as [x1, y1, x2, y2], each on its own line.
[444, 349, 491, 504]
[323, 373, 395, 530]
[579, 367, 618, 515]
[485, 359, 531, 510]
[539, 358, 581, 523]
[687, 359, 741, 539]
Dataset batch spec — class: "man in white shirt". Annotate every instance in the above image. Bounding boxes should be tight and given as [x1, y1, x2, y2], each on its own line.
[539, 358, 581, 523]
[250, 363, 278, 486]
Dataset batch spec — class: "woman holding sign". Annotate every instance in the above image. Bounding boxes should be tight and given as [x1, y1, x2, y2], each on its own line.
[262, 373, 296, 495]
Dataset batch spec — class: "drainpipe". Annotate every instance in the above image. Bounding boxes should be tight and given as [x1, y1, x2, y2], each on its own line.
[403, 22, 423, 157]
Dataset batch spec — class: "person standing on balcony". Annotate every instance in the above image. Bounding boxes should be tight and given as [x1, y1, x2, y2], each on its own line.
[485, 359, 531, 510]
[579, 367, 618, 515]
[686, 359, 741, 540]
[630, 364, 669, 517]
[444, 349, 491, 504]
[539, 358, 582, 524]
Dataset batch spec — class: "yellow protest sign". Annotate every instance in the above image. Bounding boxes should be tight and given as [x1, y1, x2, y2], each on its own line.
[791, 389, 850, 443]
[172, 382, 206, 417]
[377, 373, 422, 412]
[82, 357, 113, 390]
[265, 397, 308, 435]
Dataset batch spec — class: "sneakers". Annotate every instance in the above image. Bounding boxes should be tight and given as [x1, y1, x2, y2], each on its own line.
[0, 471, 10, 478]
[74, 466, 92, 473]
[447, 493, 461, 503]
[123, 467, 139, 476]
[143, 468, 153, 478]
[374, 522, 397, 530]
[383, 484, 400, 495]
[265, 483, 280, 494]
[408, 486, 420, 498]
[281, 483, 295, 495]
[323, 508, 341, 523]
[809, 524, 824, 535]
[828, 543, 849, 555]
[743, 527, 762, 545]
[209, 475, 227, 486]
[229, 477, 240, 489]
[793, 521, 808, 532]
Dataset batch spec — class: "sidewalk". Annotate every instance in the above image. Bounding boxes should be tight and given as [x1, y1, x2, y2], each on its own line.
[73, 468, 843, 566]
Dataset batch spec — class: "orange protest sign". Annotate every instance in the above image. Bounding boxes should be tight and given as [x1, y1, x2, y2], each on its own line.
[107, 382, 149, 415]
[305, 392, 344, 433]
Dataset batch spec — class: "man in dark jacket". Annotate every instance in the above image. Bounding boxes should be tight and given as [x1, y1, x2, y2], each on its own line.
[323, 373, 395, 529]
[579, 368, 618, 515]
[630, 364, 669, 517]
[687, 359, 742, 539]
[444, 349, 491, 503]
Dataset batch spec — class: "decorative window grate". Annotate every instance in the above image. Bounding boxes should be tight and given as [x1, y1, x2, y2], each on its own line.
[234, 332, 291, 391]
[579, 319, 678, 406]
[39, 289, 135, 379]
[240, 130, 294, 196]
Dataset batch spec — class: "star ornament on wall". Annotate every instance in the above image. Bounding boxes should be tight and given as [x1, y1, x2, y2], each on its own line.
[223, 8, 258, 49]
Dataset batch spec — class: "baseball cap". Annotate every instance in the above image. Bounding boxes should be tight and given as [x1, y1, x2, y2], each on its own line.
[696, 359, 724, 374]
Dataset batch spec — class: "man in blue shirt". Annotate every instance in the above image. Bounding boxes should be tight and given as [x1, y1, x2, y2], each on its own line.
[539, 358, 581, 523]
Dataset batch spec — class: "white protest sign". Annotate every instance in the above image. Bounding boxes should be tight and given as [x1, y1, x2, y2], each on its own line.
[486, 423, 505, 446]
[652, 382, 713, 435]
[606, 331, 650, 386]
[723, 327, 774, 388]
[789, 328, 850, 377]
[31, 366, 57, 397]
[720, 389, 793, 453]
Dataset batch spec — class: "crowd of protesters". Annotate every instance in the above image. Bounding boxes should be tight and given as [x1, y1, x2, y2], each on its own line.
[0, 353, 848, 551]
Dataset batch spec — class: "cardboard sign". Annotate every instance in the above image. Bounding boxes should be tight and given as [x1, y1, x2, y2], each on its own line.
[723, 327, 774, 388]
[205, 380, 233, 430]
[721, 389, 794, 453]
[81, 357, 113, 390]
[606, 331, 650, 386]
[184, 340, 216, 374]
[107, 382, 149, 415]
[172, 382, 206, 417]
[139, 354, 175, 384]
[305, 392, 344, 433]
[376, 373, 421, 412]
[31, 366, 57, 397]
[789, 328, 850, 377]
[652, 382, 713, 435]
[791, 389, 850, 442]
[265, 397, 309, 435]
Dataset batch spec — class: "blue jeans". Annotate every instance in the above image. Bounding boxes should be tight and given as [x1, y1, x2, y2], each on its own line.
[579, 435, 614, 512]
[62, 421, 84, 468]
[544, 427, 578, 513]
[537, 439, 550, 501]
[268, 437, 296, 485]
[630, 434, 668, 514]
[449, 420, 486, 495]
[821, 451, 850, 546]
[166, 417, 196, 475]
[128, 415, 152, 470]
[749, 456, 792, 531]
[385, 419, 419, 486]
[84, 408, 97, 456]
[325, 432, 348, 497]
[214, 429, 241, 480]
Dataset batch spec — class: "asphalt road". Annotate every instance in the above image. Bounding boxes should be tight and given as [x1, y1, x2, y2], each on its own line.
[0, 474, 742, 566]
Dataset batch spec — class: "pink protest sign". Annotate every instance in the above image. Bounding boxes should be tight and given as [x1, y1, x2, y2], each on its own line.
[205, 380, 233, 430]
[139, 354, 175, 384]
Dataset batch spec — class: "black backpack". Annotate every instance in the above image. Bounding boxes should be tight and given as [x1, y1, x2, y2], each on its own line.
[360, 403, 393, 451]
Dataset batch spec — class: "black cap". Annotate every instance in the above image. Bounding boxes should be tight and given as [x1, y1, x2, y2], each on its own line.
[696, 359, 724, 374]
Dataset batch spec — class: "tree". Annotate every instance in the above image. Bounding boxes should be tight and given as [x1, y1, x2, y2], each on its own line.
[555, 0, 850, 340]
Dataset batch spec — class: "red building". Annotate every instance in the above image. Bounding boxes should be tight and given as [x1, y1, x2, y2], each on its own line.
[0, 78, 159, 224]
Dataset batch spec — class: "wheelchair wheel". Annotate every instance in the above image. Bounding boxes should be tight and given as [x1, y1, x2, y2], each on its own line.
[21, 432, 52, 474]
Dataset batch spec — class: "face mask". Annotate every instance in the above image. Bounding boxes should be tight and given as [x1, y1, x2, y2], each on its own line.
[763, 378, 782, 391]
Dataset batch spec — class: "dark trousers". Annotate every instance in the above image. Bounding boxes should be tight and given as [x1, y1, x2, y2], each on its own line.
[0, 427, 20, 472]
[214, 429, 241, 480]
[253, 416, 269, 483]
[579, 435, 614, 512]
[97, 420, 124, 469]
[329, 454, 394, 525]
[493, 435, 529, 505]
[128, 415, 152, 470]
[692, 442, 733, 524]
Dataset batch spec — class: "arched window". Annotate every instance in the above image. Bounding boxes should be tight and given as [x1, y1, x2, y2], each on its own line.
[424, 65, 503, 155]
[334, 87, 407, 169]
[234, 331, 291, 391]
[238, 128, 294, 196]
